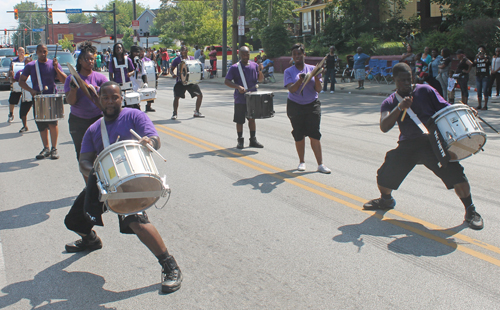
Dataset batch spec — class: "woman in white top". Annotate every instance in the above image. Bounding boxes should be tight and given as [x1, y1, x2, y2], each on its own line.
[489, 47, 500, 97]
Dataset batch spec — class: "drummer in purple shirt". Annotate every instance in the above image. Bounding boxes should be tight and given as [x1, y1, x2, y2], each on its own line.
[131, 46, 156, 112]
[170, 46, 204, 120]
[225, 46, 265, 149]
[64, 81, 183, 293]
[19, 44, 67, 160]
[284, 43, 331, 174]
[65, 41, 109, 165]
[362, 62, 484, 230]
[108, 43, 135, 86]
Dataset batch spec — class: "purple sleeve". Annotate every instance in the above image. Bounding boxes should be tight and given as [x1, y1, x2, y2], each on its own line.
[80, 127, 96, 154]
[226, 65, 236, 81]
[14, 70, 22, 81]
[380, 95, 397, 113]
[64, 75, 72, 93]
[283, 68, 294, 87]
[429, 85, 449, 110]
[132, 112, 158, 138]
[22, 63, 32, 77]
[127, 57, 135, 72]
[170, 57, 180, 70]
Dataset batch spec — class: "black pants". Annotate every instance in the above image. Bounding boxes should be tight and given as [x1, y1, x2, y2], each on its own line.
[68, 113, 101, 161]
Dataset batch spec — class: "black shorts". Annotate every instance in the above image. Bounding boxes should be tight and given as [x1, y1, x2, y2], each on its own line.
[68, 113, 101, 160]
[64, 170, 151, 235]
[233, 103, 249, 124]
[20, 101, 33, 118]
[286, 98, 321, 141]
[377, 136, 468, 190]
[173, 82, 202, 99]
[9, 91, 22, 106]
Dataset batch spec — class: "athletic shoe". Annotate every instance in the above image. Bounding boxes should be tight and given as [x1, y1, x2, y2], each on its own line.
[171, 113, 177, 120]
[65, 231, 103, 253]
[19, 126, 28, 133]
[36, 147, 51, 160]
[193, 111, 205, 118]
[249, 137, 263, 148]
[481, 106, 488, 110]
[297, 162, 306, 171]
[465, 205, 484, 230]
[363, 197, 396, 210]
[160, 256, 183, 293]
[8, 113, 13, 123]
[320, 90, 325, 93]
[237, 137, 244, 149]
[355, 87, 361, 89]
[330, 91, 334, 94]
[50, 147, 59, 160]
[146, 106, 156, 112]
[360, 86, 365, 89]
[317, 164, 331, 174]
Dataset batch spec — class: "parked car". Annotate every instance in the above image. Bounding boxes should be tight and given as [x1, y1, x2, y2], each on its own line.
[0, 48, 16, 59]
[0, 57, 13, 88]
[204, 46, 236, 57]
[26, 44, 62, 54]
[31, 51, 76, 94]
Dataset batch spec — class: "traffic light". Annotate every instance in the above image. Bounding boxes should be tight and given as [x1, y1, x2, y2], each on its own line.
[71, 44, 76, 48]
[48, 8, 52, 19]
[4, 29, 6, 35]
[109, 35, 114, 40]
[24, 28, 27, 34]
[14, 9, 18, 20]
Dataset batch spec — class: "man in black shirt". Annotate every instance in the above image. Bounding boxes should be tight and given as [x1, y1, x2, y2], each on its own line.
[321, 46, 337, 94]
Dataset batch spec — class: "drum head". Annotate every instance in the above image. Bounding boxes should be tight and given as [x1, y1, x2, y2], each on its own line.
[448, 133, 486, 161]
[106, 177, 163, 214]
[179, 62, 189, 84]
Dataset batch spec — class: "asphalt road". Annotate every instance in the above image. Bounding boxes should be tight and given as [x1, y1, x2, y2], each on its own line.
[1, 76, 500, 309]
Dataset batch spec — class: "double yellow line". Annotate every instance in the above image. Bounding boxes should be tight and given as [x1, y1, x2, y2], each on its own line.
[155, 123, 500, 267]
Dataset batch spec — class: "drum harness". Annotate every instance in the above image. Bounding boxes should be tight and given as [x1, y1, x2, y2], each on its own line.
[35, 60, 53, 94]
[237, 61, 249, 91]
[394, 92, 428, 134]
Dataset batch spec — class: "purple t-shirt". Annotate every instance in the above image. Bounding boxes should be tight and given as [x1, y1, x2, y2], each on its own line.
[108, 57, 135, 84]
[22, 59, 63, 94]
[381, 84, 449, 141]
[171, 56, 195, 83]
[14, 70, 22, 82]
[284, 64, 320, 104]
[80, 108, 158, 155]
[226, 61, 259, 104]
[64, 71, 109, 119]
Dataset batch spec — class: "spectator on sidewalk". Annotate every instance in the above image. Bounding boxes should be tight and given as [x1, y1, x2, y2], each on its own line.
[489, 47, 500, 98]
[209, 46, 217, 79]
[400, 44, 415, 73]
[427, 48, 443, 96]
[447, 70, 456, 104]
[455, 49, 473, 105]
[473, 45, 491, 110]
[321, 46, 338, 94]
[437, 48, 452, 101]
[353, 47, 370, 90]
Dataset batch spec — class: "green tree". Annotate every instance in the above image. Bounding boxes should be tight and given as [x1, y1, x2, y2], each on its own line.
[431, 0, 500, 26]
[246, 0, 298, 40]
[13, 1, 46, 46]
[260, 24, 292, 58]
[93, 0, 146, 36]
[67, 13, 92, 24]
[58, 37, 75, 52]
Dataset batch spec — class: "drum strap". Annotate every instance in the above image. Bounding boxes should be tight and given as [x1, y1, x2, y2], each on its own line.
[113, 56, 128, 85]
[100, 118, 110, 148]
[395, 92, 429, 134]
[35, 60, 44, 93]
[237, 62, 248, 90]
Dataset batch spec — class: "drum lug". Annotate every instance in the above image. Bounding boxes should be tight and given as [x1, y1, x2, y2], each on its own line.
[96, 181, 108, 202]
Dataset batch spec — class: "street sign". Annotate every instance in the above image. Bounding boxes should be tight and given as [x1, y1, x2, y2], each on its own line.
[66, 9, 83, 14]
[132, 20, 140, 30]
[238, 16, 245, 35]
[32, 28, 44, 32]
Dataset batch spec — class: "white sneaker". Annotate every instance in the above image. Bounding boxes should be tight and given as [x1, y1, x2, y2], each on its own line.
[297, 162, 306, 171]
[193, 111, 205, 118]
[317, 164, 331, 174]
[330, 91, 334, 94]
[171, 113, 177, 120]
[320, 90, 325, 93]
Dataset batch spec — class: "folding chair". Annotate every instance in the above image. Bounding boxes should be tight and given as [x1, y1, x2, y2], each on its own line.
[367, 59, 380, 83]
[380, 60, 399, 84]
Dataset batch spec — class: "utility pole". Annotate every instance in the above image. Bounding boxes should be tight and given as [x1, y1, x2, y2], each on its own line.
[238, 0, 245, 48]
[268, 0, 272, 26]
[45, 0, 49, 43]
[113, 3, 117, 44]
[232, 0, 238, 65]
[133, 0, 138, 45]
[222, 0, 227, 77]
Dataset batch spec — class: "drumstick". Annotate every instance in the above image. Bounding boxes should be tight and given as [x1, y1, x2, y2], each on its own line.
[401, 83, 416, 121]
[129, 129, 167, 162]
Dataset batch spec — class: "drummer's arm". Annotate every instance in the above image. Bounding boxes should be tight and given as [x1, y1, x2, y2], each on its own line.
[224, 79, 245, 93]
[286, 75, 305, 93]
[19, 74, 37, 97]
[65, 78, 79, 105]
[138, 135, 161, 150]
[53, 60, 67, 83]
[258, 64, 264, 83]
[380, 97, 412, 133]
[79, 152, 96, 178]
[313, 74, 322, 92]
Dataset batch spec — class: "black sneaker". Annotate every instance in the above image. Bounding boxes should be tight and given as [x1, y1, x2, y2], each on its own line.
[146, 106, 156, 112]
[465, 205, 484, 230]
[8, 113, 14, 123]
[160, 255, 183, 293]
[50, 147, 59, 160]
[249, 137, 264, 148]
[363, 197, 396, 210]
[36, 147, 51, 160]
[65, 232, 103, 253]
[19, 126, 28, 133]
[237, 137, 244, 149]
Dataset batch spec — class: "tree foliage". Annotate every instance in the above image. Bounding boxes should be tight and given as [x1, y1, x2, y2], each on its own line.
[154, 1, 225, 47]
[431, 0, 500, 26]
[67, 13, 92, 24]
[58, 37, 75, 52]
[245, 0, 298, 38]
[93, 0, 146, 36]
[260, 24, 292, 58]
[13, 1, 46, 46]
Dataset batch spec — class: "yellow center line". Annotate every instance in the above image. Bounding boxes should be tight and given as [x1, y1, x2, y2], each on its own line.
[155, 123, 500, 265]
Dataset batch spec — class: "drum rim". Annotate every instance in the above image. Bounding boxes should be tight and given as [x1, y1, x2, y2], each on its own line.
[94, 140, 144, 163]
[432, 104, 471, 119]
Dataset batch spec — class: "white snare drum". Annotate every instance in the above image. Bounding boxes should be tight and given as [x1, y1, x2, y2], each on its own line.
[137, 88, 157, 101]
[432, 104, 486, 161]
[12, 63, 25, 92]
[245, 91, 274, 119]
[124, 92, 141, 106]
[34, 94, 65, 121]
[120, 82, 133, 91]
[143, 60, 157, 88]
[178, 60, 202, 85]
[94, 140, 169, 215]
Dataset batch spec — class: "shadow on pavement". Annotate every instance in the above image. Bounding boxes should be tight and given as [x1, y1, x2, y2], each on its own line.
[0, 196, 76, 230]
[233, 170, 315, 194]
[189, 148, 258, 159]
[0, 158, 39, 173]
[333, 210, 467, 257]
[0, 254, 157, 309]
